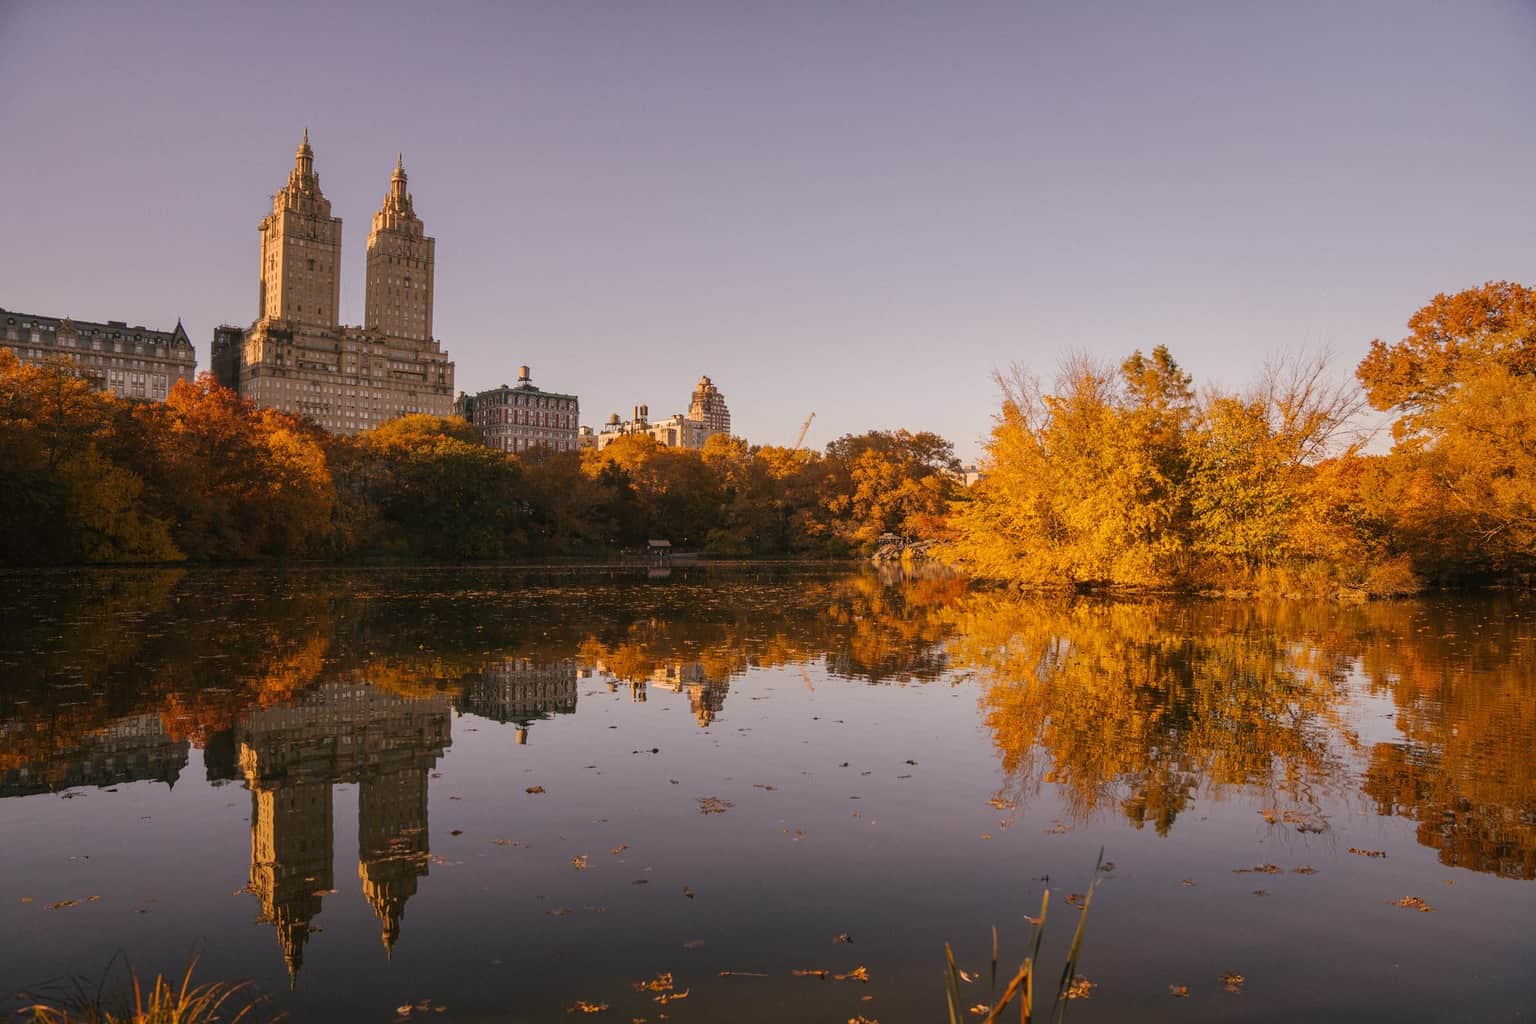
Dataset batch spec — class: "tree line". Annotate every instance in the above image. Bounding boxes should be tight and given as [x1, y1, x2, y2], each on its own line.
[944, 280, 1536, 594]
[3, 280, 1532, 590]
[0, 350, 960, 564]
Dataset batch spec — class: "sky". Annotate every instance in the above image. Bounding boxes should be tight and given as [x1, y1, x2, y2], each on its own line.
[2, 0, 1534, 459]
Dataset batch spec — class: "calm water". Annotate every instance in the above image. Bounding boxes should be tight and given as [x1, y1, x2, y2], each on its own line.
[1, 566, 1533, 1023]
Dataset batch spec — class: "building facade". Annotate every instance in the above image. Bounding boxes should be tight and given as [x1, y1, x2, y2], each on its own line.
[688, 375, 731, 435]
[590, 375, 732, 450]
[211, 324, 244, 391]
[232, 132, 454, 434]
[454, 365, 579, 453]
[1, 308, 196, 400]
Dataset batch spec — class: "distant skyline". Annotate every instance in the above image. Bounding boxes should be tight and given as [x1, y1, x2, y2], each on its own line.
[3, 1, 1534, 458]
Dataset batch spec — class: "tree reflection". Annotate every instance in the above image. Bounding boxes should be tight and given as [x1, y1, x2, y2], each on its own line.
[2, 569, 1533, 882]
[947, 595, 1357, 833]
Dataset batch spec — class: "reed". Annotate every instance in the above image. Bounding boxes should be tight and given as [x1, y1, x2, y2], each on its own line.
[16, 957, 269, 1024]
[946, 849, 1102, 1024]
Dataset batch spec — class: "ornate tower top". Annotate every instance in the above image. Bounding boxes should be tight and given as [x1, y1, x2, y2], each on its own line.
[258, 130, 342, 327]
[378, 153, 416, 222]
[365, 152, 435, 340]
[289, 128, 318, 193]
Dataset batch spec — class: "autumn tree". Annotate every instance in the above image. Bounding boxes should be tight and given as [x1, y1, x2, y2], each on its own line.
[131, 375, 334, 560]
[819, 429, 961, 552]
[1357, 282, 1536, 579]
[355, 414, 527, 559]
[0, 351, 179, 563]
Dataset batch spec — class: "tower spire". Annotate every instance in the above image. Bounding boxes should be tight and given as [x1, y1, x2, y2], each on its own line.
[294, 128, 314, 179]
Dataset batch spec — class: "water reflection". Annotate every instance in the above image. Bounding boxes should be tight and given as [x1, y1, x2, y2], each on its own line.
[211, 683, 452, 980]
[1, 570, 1533, 910]
[948, 597, 1355, 835]
[455, 658, 577, 743]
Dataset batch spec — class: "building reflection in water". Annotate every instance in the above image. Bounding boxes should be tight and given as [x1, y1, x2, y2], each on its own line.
[208, 682, 451, 984]
[455, 658, 577, 744]
[587, 660, 730, 727]
[0, 713, 188, 797]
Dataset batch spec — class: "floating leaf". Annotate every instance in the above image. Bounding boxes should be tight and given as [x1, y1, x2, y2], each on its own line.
[1392, 896, 1434, 912]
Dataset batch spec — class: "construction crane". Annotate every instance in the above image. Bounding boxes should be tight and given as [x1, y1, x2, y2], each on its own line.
[793, 411, 816, 450]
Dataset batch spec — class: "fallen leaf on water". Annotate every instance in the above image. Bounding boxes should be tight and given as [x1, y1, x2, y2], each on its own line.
[567, 1001, 608, 1014]
[611, 844, 630, 856]
[634, 972, 674, 993]
[48, 900, 79, 910]
[719, 970, 767, 977]
[849, 1017, 880, 1024]
[1181, 879, 1196, 887]
[753, 784, 777, 791]
[1293, 866, 1318, 875]
[968, 1005, 990, 1017]
[1066, 975, 1094, 999]
[1233, 864, 1282, 875]
[1252, 889, 1269, 897]
[526, 786, 546, 794]
[792, 969, 829, 979]
[1064, 893, 1085, 907]
[20, 897, 34, 904]
[450, 830, 463, 837]
[1347, 847, 1386, 858]
[835, 932, 853, 944]
[980, 834, 993, 841]
[571, 856, 589, 871]
[835, 966, 870, 983]
[697, 797, 733, 815]
[1221, 971, 1245, 993]
[1169, 984, 1189, 998]
[956, 970, 977, 983]
[1392, 896, 1434, 912]
[654, 990, 689, 1005]
[682, 886, 695, 898]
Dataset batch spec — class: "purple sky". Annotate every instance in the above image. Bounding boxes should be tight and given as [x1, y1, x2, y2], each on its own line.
[3, 1, 1533, 457]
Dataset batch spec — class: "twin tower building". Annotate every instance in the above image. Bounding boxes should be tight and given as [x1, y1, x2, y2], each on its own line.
[212, 131, 454, 432]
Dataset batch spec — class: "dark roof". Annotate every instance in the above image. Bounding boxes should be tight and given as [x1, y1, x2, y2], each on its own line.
[0, 307, 193, 348]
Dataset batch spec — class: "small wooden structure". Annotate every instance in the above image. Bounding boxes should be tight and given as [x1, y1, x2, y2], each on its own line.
[647, 539, 673, 566]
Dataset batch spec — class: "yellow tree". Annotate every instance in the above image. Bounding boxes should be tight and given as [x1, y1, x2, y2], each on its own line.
[1357, 282, 1536, 578]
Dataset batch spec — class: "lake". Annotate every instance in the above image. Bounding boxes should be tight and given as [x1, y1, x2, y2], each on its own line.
[2, 566, 1533, 1022]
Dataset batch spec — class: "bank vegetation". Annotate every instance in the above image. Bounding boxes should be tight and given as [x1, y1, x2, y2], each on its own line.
[3, 281, 1533, 594]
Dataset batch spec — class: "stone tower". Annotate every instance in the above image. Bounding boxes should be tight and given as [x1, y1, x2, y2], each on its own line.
[688, 375, 731, 436]
[364, 154, 435, 342]
[258, 129, 342, 328]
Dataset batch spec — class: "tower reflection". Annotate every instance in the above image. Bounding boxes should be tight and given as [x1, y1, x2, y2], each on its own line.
[230, 682, 451, 983]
